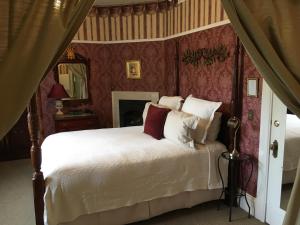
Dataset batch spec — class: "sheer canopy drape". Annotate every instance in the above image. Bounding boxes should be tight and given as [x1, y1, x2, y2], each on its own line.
[221, 0, 300, 224]
[0, 0, 94, 139]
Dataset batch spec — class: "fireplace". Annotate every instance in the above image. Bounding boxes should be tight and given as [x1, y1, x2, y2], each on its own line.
[112, 91, 159, 127]
[119, 100, 150, 127]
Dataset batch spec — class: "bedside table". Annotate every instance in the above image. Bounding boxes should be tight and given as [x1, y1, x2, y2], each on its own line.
[217, 151, 253, 222]
[54, 113, 99, 132]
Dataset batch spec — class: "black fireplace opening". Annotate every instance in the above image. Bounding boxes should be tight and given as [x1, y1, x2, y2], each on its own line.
[119, 100, 150, 127]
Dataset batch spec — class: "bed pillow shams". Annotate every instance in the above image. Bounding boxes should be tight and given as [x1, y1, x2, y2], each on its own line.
[206, 112, 222, 141]
[144, 104, 171, 139]
[182, 95, 222, 144]
[164, 110, 199, 147]
[143, 102, 170, 124]
[158, 96, 183, 110]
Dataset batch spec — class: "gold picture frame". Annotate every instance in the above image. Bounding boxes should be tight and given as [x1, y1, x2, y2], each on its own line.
[126, 60, 141, 79]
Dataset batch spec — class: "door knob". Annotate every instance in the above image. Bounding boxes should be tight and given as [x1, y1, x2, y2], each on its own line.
[274, 120, 280, 127]
[270, 140, 278, 158]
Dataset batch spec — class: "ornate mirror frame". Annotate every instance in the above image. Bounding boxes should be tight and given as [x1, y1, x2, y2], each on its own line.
[53, 50, 91, 105]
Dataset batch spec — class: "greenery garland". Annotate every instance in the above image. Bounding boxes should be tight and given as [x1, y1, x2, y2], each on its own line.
[182, 44, 229, 66]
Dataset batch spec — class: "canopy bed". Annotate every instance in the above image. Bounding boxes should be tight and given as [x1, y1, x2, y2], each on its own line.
[42, 126, 228, 225]
[2, 0, 297, 225]
[27, 37, 245, 225]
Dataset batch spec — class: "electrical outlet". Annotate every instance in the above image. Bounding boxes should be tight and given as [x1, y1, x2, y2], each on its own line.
[248, 110, 254, 121]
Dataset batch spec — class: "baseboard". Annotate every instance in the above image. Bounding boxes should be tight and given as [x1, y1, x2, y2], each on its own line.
[238, 191, 256, 217]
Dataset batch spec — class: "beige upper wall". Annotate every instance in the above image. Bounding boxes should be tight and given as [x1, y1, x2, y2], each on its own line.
[73, 0, 228, 42]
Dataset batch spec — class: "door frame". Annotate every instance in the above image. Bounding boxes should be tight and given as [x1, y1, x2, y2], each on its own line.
[255, 79, 289, 223]
[255, 79, 273, 222]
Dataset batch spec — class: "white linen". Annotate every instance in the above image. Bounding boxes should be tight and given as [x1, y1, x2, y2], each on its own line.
[142, 102, 170, 124]
[60, 189, 222, 225]
[41, 126, 227, 225]
[158, 96, 183, 110]
[163, 110, 199, 147]
[182, 95, 222, 144]
[206, 112, 222, 141]
[284, 114, 300, 171]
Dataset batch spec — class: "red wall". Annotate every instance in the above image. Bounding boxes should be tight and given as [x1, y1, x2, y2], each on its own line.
[40, 41, 170, 134]
[175, 25, 262, 196]
[40, 24, 261, 196]
[177, 25, 235, 103]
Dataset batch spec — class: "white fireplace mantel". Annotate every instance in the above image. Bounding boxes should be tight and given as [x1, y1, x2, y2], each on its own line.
[112, 91, 159, 127]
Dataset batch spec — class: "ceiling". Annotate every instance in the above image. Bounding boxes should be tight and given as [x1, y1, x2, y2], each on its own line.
[94, 0, 165, 7]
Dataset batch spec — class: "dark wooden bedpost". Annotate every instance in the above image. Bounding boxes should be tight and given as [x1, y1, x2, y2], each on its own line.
[175, 40, 180, 96]
[27, 93, 45, 225]
[231, 36, 240, 115]
[231, 36, 245, 118]
[226, 36, 245, 150]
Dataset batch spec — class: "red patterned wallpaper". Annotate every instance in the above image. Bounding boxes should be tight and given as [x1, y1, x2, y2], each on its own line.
[239, 53, 262, 195]
[177, 25, 235, 103]
[40, 24, 261, 196]
[40, 41, 169, 136]
[174, 25, 262, 196]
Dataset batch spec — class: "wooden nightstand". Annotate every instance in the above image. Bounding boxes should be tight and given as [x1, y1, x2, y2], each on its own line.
[54, 113, 99, 133]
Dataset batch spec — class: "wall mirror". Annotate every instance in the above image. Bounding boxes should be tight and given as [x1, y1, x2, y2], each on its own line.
[54, 49, 90, 104]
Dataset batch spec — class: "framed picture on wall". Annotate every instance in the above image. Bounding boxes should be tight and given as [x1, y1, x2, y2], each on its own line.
[126, 60, 141, 79]
[247, 78, 259, 97]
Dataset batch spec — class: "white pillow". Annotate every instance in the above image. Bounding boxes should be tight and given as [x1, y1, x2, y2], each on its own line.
[164, 110, 199, 148]
[206, 112, 222, 141]
[182, 95, 222, 144]
[142, 102, 170, 124]
[158, 96, 183, 110]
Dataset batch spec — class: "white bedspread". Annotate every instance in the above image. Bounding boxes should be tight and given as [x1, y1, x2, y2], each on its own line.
[284, 115, 300, 171]
[41, 126, 227, 225]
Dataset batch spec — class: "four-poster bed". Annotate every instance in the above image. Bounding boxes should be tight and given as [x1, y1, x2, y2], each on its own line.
[27, 37, 245, 225]
[27, 94, 45, 225]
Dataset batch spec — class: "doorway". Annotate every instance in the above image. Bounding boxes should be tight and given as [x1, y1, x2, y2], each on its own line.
[257, 80, 300, 225]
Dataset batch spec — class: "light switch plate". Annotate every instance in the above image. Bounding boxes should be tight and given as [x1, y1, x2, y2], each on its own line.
[248, 110, 254, 121]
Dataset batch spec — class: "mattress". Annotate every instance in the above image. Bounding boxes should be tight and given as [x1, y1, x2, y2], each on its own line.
[284, 115, 300, 171]
[41, 126, 228, 225]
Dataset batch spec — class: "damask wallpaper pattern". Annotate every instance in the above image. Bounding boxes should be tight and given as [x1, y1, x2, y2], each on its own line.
[177, 25, 235, 103]
[40, 41, 169, 133]
[40, 24, 261, 196]
[175, 25, 262, 195]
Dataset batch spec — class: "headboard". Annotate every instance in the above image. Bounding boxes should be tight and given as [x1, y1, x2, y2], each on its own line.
[217, 103, 232, 149]
[174, 37, 244, 150]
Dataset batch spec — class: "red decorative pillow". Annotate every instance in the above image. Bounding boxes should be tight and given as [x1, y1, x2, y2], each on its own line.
[144, 104, 171, 140]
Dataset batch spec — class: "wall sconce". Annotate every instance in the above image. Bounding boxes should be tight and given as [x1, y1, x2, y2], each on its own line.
[227, 116, 241, 159]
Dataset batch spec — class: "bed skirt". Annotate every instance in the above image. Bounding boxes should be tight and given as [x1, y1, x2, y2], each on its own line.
[60, 189, 222, 225]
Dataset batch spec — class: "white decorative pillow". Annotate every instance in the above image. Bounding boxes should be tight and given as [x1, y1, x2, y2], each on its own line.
[182, 95, 222, 144]
[164, 110, 199, 148]
[142, 102, 170, 124]
[158, 96, 183, 110]
[206, 112, 222, 141]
